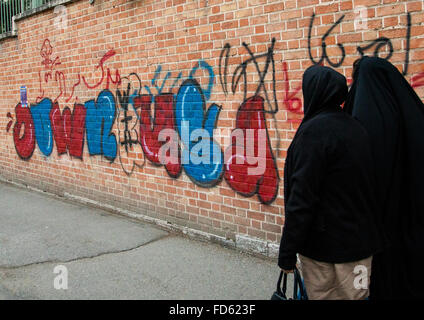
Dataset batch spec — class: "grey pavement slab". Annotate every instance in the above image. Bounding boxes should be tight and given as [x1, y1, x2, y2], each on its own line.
[0, 182, 168, 268]
[0, 283, 19, 300]
[0, 236, 281, 300]
[0, 181, 283, 300]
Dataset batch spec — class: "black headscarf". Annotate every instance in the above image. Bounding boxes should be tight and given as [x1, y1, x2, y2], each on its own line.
[344, 56, 424, 299]
[302, 65, 348, 124]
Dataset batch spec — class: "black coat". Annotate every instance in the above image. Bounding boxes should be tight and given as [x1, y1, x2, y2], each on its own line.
[278, 66, 384, 270]
[344, 57, 424, 300]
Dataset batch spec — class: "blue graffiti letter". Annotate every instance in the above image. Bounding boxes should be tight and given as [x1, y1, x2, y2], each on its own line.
[85, 89, 117, 161]
[175, 78, 223, 187]
[31, 98, 53, 156]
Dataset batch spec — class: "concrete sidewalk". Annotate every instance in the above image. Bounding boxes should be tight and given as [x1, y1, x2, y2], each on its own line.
[0, 181, 286, 300]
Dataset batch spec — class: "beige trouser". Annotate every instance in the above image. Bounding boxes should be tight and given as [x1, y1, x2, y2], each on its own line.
[298, 254, 372, 300]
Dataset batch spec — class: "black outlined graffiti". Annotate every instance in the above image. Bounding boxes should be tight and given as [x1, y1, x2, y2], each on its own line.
[219, 39, 282, 203]
[357, 13, 411, 75]
[404, 12, 412, 76]
[232, 38, 278, 114]
[357, 37, 393, 60]
[219, 43, 231, 95]
[116, 73, 146, 176]
[308, 12, 412, 75]
[220, 39, 282, 156]
[308, 13, 346, 68]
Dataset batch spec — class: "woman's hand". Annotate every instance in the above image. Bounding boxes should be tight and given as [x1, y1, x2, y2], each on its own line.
[281, 268, 294, 274]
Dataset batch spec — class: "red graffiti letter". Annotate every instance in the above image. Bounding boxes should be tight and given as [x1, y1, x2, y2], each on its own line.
[50, 102, 86, 158]
[224, 96, 279, 204]
[136, 93, 181, 178]
[13, 103, 36, 160]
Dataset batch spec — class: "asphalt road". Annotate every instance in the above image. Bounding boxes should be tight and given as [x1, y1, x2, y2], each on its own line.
[0, 181, 286, 300]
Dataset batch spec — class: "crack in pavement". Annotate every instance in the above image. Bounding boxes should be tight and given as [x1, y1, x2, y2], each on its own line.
[0, 234, 171, 271]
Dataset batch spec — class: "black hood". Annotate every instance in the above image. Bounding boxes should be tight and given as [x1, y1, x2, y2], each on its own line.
[302, 65, 348, 123]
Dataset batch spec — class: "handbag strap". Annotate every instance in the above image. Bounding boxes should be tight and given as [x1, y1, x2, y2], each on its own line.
[278, 267, 306, 300]
[293, 269, 299, 299]
[276, 270, 288, 299]
[294, 268, 306, 299]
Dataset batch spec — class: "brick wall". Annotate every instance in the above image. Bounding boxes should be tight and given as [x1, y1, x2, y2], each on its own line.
[1, 0, 423, 256]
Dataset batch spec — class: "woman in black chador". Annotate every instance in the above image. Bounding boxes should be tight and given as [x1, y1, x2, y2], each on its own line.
[278, 65, 383, 300]
[344, 56, 424, 299]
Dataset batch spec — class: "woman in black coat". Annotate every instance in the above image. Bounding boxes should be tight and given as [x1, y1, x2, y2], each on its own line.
[344, 56, 424, 300]
[278, 65, 384, 300]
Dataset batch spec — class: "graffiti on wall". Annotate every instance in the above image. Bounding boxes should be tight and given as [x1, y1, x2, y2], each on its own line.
[37, 39, 121, 104]
[6, 38, 281, 204]
[5, 11, 424, 205]
[219, 39, 280, 204]
[412, 72, 424, 89]
[308, 12, 412, 75]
